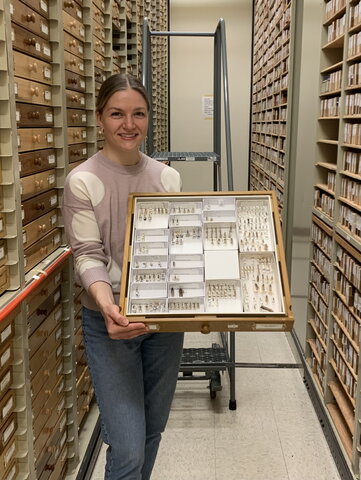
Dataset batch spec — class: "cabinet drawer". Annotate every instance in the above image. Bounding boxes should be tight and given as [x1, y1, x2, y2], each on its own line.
[63, 10, 85, 42]
[0, 391, 15, 427]
[94, 52, 106, 70]
[29, 304, 62, 358]
[64, 49, 84, 75]
[63, 0, 83, 22]
[0, 213, 6, 239]
[67, 126, 87, 145]
[92, 0, 105, 12]
[23, 209, 58, 249]
[65, 89, 85, 108]
[0, 368, 12, 400]
[94, 66, 106, 84]
[0, 316, 14, 352]
[10, 0, 50, 40]
[67, 108, 87, 126]
[68, 143, 87, 163]
[11, 23, 52, 62]
[24, 228, 61, 273]
[0, 240, 8, 269]
[22, 189, 58, 225]
[28, 285, 61, 337]
[16, 103, 54, 128]
[48, 444, 67, 480]
[93, 35, 105, 55]
[65, 70, 86, 93]
[0, 414, 16, 456]
[17, 127, 54, 153]
[15, 77, 52, 106]
[63, 31, 84, 58]
[92, 3, 105, 27]
[31, 353, 62, 412]
[19, 148, 56, 177]
[68, 159, 84, 172]
[0, 437, 16, 476]
[112, 63, 121, 74]
[0, 266, 9, 297]
[92, 19, 105, 41]
[13, 51, 52, 84]
[0, 343, 12, 377]
[21, 169, 56, 200]
[29, 323, 62, 379]
[25, 267, 62, 318]
[20, 0, 49, 18]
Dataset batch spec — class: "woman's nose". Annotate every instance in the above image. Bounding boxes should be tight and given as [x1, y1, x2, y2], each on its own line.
[123, 115, 135, 129]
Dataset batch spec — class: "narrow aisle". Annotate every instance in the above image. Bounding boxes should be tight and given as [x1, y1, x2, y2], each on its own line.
[91, 332, 341, 480]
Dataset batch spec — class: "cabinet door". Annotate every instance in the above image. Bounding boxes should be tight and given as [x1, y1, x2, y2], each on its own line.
[64, 70, 86, 93]
[65, 89, 85, 108]
[20, 169, 56, 200]
[13, 51, 52, 84]
[62, 10, 85, 42]
[10, 0, 50, 40]
[19, 148, 56, 177]
[63, 31, 84, 58]
[67, 126, 87, 145]
[17, 127, 54, 152]
[14, 77, 52, 105]
[23, 209, 58, 249]
[16, 103, 54, 127]
[66, 109, 87, 126]
[64, 50, 85, 75]
[22, 189, 58, 224]
[11, 23, 52, 62]
[68, 143, 87, 163]
[24, 228, 61, 273]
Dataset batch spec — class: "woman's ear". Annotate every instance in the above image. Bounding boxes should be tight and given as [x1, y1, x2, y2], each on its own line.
[96, 112, 103, 131]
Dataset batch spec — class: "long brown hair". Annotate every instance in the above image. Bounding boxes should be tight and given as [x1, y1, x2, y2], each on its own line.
[96, 74, 150, 114]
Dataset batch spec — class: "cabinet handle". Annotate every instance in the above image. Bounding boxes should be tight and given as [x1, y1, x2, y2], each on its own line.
[26, 13, 36, 23]
[33, 134, 41, 143]
[69, 39, 76, 47]
[26, 37, 37, 47]
[71, 113, 79, 120]
[73, 131, 80, 139]
[71, 95, 79, 102]
[29, 111, 40, 119]
[70, 20, 76, 29]
[30, 86, 39, 96]
[34, 157, 42, 166]
[64, 0, 74, 7]
[29, 62, 38, 72]
[36, 202, 45, 210]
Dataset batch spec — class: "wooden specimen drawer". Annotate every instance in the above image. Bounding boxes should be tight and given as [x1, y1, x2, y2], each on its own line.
[25, 265, 62, 318]
[92, 19, 105, 41]
[67, 108, 87, 126]
[15, 76, 52, 105]
[65, 88, 85, 108]
[63, 0, 83, 22]
[92, 0, 105, 12]
[68, 160, 84, 172]
[27, 285, 62, 337]
[77, 388, 93, 426]
[94, 66, 106, 84]
[23, 209, 58, 249]
[13, 51, 52, 85]
[64, 50, 84, 75]
[16, 103, 54, 128]
[0, 437, 16, 476]
[29, 324, 62, 380]
[0, 266, 10, 297]
[93, 3, 105, 27]
[63, 31, 84, 58]
[94, 52, 106, 70]
[33, 387, 64, 442]
[64, 70, 86, 92]
[112, 63, 121, 74]
[24, 228, 61, 273]
[0, 368, 12, 400]
[0, 343, 12, 377]
[67, 126, 87, 145]
[0, 414, 16, 454]
[38, 420, 67, 480]
[0, 240, 7, 269]
[68, 143, 87, 163]
[63, 10, 85, 42]
[22, 188, 58, 224]
[93, 35, 105, 55]
[20, 0, 49, 18]
[11, 23, 52, 62]
[0, 316, 14, 352]
[0, 213, 6, 238]
[21, 169, 56, 200]
[19, 148, 56, 177]
[31, 354, 63, 413]
[0, 391, 15, 427]
[74, 307, 82, 331]
[34, 381, 65, 461]
[48, 444, 67, 480]
[3, 459, 17, 480]
[10, 0, 50, 40]
[29, 304, 62, 358]
[76, 365, 91, 398]
[17, 127, 54, 153]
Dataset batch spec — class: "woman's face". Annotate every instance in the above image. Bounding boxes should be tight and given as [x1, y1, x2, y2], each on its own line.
[97, 88, 148, 159]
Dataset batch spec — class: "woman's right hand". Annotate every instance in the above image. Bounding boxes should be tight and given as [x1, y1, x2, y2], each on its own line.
[101, 304, 149, 339]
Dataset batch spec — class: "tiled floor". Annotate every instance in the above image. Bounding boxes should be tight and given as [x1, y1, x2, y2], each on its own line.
[89, 332, 341, 480]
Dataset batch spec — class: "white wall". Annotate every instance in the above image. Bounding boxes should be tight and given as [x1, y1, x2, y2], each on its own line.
[169, 0, 252, 192]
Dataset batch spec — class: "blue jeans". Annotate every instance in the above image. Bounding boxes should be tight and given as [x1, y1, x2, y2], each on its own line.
[82, 307, 184, 480]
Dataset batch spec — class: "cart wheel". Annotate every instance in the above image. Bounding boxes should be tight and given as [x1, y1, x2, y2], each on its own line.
[209, 385, 217, 399]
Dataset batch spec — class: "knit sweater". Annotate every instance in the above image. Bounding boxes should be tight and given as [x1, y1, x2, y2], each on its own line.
[61, 151, 181, 310]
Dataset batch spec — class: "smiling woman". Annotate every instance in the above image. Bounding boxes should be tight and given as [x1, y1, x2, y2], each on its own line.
[61, 73, 184, 480]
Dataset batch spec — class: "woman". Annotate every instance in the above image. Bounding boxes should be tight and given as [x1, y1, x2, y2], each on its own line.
[62, 73, 184, 480]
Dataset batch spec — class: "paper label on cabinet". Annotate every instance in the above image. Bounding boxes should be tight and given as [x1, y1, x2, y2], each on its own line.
[41, 23, 49, 35]
[79, 45, 83, 54]
[24, 257, 27, 267]
[79, 62, 84, 71]
[51, 214, 57, 225]
[0, 247, 5, 260]
[48, 174, 55, 185]
[44, 67, 51, 79]
[17, 135, 20, 147]
[57, 360, 63, 374]
[55, 326, 62, 341]
[0, 218, 3, 232]
[80, 27, 85, 38]
[3, 420, 15, 444]
[80, 80, 85, 88]
[1, 325, 12, 344]
[11, 29, 14, 42]
[47, 133, 53, 143]
[40, 0, 48, 12]
[14, 83, 18, 95]
[21, 208, 24, 220]
[15, 110, 20, 122]
[44, 90, 51, 101]
[54, 233, 60, 244]
[80, 96, 85, 105]
[82, 130, 86, 139]
[35, 42, 41, 52]
[55, 308, 62, 322]
[0, 372, 10, 392]
[82, 147, 87, 155]
[81, 114, 86, 122]
[58, 379, 64, 394]
[48, 154, 55, 164]
[60, 431, 67, 448]
[10, 3, 14, 14]
[19, 183, 23, 195]
[43, 45, 51, 57]
[54, 289, 60, 303]
[18, 161, 21, 172]
[4, 441, 15, 466]
[46, 112, 53, 123]
[1, 347, 10, 368]
[50, 196, 57, 207]
[23, 231, 27, 244]
[76, 8, 82, 19]
[3, 396, 14, 419]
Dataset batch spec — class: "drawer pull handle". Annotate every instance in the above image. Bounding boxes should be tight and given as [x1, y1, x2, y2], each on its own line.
[69, 39, 76, 47]
[26, 13, 36, 23]
[26, 37, 37, 47]
[64, 0, 74, 7]
[34, 157, 42, 166]
[73, 132, 80, 139]
[29, 111, 40, 119]
[33, 134, 41, 143]
[71, 95, 79, 102]
[38, 224, 46, 233]
[29, 62, 38, 73]
[70, 20, 76, 29]
[71, 113, 79, 120]
[30, 87, 39, 96]
[36, 202, 45, 210]
[40, 246, 48, 254]
[69, 59, 76, 66]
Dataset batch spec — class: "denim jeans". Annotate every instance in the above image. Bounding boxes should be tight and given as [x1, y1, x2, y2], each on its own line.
[82, 307, 184, 480]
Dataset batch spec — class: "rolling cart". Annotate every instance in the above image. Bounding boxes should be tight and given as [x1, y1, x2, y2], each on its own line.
[141, 18, 237, 408]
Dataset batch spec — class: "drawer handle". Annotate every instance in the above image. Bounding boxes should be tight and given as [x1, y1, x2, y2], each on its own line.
[38, 223, 47, 233]
[26, 13, 36, 23]
[70, 20, 76, 29]
[36, 308, 47, 315]
[33, 134, 41, 143]
[26, 37, 37, 47]
[70, 149, 81, 156]
[69, 39, 76, 47]
[29, 111, 40, 119]
[29, 62, 38, 72]
[34, 157, 42, 166]
[71, 113, 79, 120]
[36, 202, 45, 210]
[64, 0, 74, 7]
[69, 59, 76, 66]
[71, 95, 79, 102]
[35, 180, 43, 189]
[40, 246, 48, 255]
[30, 87, 39, 96]
[73, 131, 80, 139]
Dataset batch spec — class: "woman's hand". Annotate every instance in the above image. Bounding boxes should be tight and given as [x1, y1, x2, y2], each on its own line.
[88, 281, 149, 339]
[101, 304, 149, 339]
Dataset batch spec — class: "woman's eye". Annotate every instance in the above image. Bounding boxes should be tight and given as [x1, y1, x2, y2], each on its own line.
[111, 112, 122, 117]
[134, 112, 145, 118]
